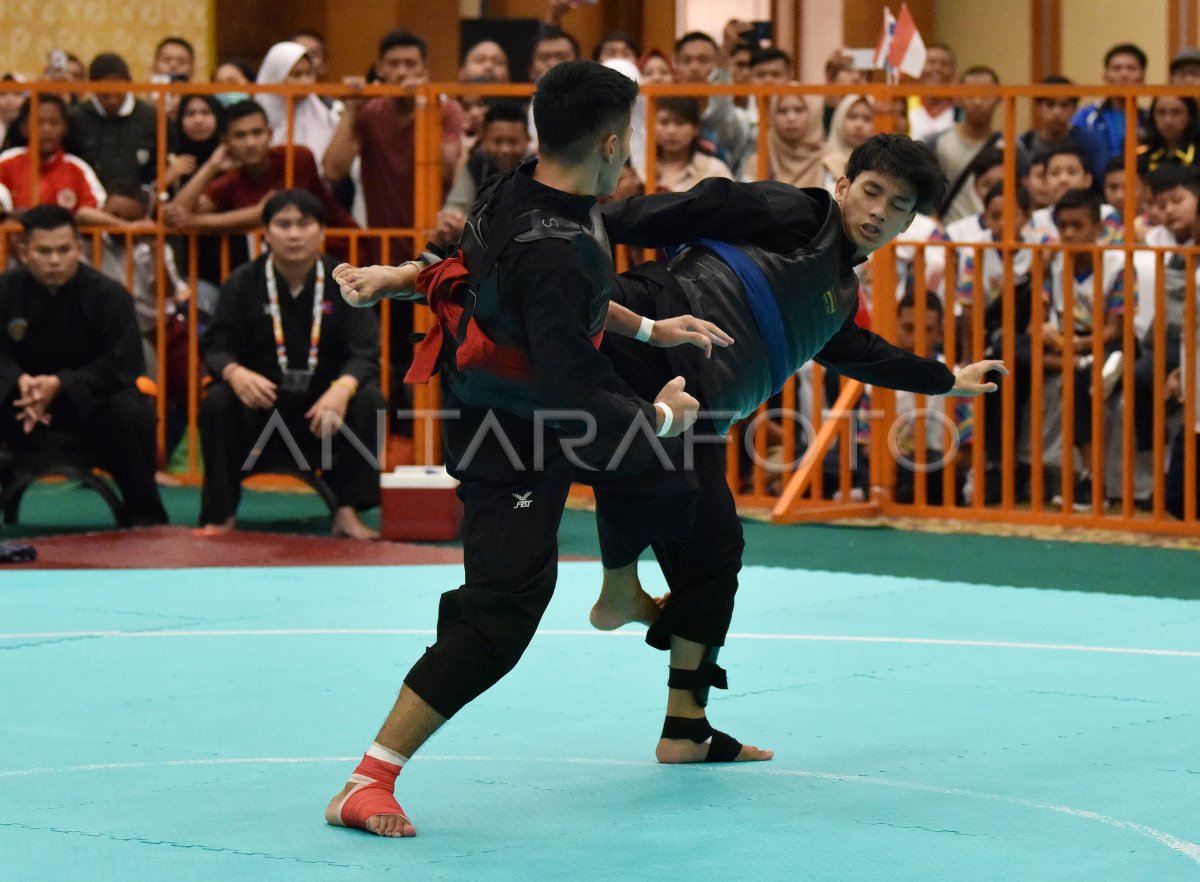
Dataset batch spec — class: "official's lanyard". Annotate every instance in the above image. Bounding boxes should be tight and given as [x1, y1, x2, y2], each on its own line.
[264, 258, 324, 375]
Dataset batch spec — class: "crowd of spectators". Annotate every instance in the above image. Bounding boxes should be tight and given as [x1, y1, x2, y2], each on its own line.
[0, 3, 1197, 530]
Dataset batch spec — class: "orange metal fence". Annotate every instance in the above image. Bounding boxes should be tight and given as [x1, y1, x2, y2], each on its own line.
[0, 79, 1195, 535]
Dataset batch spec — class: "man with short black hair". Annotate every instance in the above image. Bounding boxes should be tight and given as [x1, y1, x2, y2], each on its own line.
[925, 65, 1005, 222]
[459, 39, 510, 82]
[593, 30, 640, 64]
[152, 37, 195, 81]
[673, 31, 719, 83]
[68, 53, 158, 188]
[748, 46, 791, 84]
[587, 134, 1002, 636]
[324, 59, 729, 839]
[1071, 43, 1149, 182]
[528, 26, 580, 81]
[1020, 76, 1085, 159]
[0, 205, 166, 524]
[199, 189, 383, 538]
[673, 30, 749, 171]
[323, 31, 464, 249]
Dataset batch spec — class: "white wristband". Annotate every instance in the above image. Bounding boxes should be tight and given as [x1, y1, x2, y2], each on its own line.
[635, 316, 655, 343]
[654, 401, 673, 437]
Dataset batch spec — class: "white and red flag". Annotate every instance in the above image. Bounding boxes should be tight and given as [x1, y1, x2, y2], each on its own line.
[887, 3, 928, 79]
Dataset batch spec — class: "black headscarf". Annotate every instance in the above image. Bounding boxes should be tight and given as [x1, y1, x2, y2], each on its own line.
[169, 94, 225, 171]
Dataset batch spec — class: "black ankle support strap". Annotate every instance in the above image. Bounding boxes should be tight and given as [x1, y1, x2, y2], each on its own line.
[661, 716, 742, 762]
[667, 659, 728, 707]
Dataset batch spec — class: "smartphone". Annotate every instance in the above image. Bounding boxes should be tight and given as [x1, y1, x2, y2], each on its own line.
[738, 22, 772, 47]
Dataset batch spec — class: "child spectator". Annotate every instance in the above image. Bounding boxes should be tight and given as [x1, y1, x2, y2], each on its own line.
[948, 180, 1034, 352]
[1043, 188, 1132, 508]
[1029, 144, 1123, 243]
[890, 290, 972, 505]
[1133, 165, 1200, 454]
[1023, 153, 1052, 211]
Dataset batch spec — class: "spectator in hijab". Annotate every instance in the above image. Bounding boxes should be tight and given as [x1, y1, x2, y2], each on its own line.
[164, 93, 226, 312]
[255, 41, 341, 168]
[823, 94, 875, 188]
[741, 93, 826, 189]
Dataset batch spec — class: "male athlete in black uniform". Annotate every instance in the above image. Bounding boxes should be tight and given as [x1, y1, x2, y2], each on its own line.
[325, 60, 751, 839]
[585, 135, 1005, 716]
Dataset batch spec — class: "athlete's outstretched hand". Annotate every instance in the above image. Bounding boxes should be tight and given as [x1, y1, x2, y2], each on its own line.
[951, 360, 1008, 396]
[334, 262, 421, 308]
[650, 315, 734, 359]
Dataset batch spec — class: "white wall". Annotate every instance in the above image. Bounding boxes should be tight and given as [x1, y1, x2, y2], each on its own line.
[676, 0, 772, 38]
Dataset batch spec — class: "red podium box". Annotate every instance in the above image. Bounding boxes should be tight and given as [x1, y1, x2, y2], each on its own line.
[379, 467, 462, 541]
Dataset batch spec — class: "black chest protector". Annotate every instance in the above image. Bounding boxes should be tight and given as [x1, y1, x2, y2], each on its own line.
[668, 192, 860, 434]
[414, 164, 615, 419]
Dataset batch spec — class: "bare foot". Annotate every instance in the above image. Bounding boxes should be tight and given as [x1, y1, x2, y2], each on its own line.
[656, 730, 774, 764]
[332, 506, 380, 540]
[325, 782, 415, 837]
[194, 517, 234, 536]
[590, 586, 662, 631]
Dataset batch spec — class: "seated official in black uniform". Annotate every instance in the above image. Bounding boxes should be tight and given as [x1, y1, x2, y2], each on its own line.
[199, 189, 385, 539]
[0, 205, 167, 525]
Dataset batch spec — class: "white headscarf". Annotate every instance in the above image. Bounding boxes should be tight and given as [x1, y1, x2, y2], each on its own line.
[601, 57, 647, 183]
[256, 41, 339, 167]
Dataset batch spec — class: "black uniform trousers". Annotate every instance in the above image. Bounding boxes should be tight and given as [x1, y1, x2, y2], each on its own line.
[402, 384, 706, 719]
[198, 382, 385, 525]
[595, 331, 745, 652]
[403, 400, 577, 719]
[0, 386, 166, 524]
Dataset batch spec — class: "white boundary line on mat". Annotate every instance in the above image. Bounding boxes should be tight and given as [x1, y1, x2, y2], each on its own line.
[0, 628, 1197, 658]
[0, 755, 1196, 864]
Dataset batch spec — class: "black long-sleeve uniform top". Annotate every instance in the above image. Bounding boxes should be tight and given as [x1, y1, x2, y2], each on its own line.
[601, 178, 956, 432]
[202, 254, 379, 395]
[442, 164, 663, 477]
[0, 263, 144, 420]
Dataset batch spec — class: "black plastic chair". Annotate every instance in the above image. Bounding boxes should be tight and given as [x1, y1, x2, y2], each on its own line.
[0, 438, 130, 528]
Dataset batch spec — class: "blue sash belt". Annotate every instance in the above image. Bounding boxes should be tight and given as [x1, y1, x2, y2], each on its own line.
[690, 239, 791, 395]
